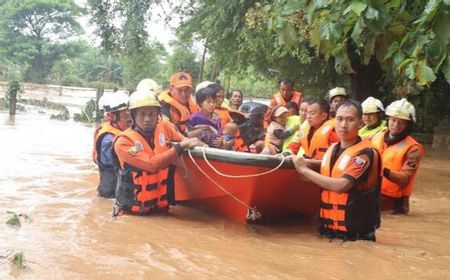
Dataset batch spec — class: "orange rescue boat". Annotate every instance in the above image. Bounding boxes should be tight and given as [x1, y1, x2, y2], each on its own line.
[174, 147, 321, 224]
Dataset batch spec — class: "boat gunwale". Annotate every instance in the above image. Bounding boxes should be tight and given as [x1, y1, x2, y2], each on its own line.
[184, 147, 294, 168]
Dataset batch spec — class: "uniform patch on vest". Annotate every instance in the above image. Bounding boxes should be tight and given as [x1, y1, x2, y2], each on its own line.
[353, 156, 366, 167]
[159, 132, 166, 146]
[129, 140, 143, 156]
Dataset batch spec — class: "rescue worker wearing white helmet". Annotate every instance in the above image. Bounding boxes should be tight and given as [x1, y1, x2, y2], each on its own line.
[136, 78, 161, 94]
[371, 98, 424, 214]
[113, 90, 203, 215]
[359, 97, 387, 138]
[93, 91, 130, 198]
[328, 87, 349, 118]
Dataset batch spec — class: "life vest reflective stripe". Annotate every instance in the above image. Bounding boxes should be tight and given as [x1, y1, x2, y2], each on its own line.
[298, 119, 335, 159]
[359, 120, 387, 139]
[371, 131, 424, 198]
[160, 90, 198, 132]
[215, 107, 231, 128]
[320, 140, 381, 233]
[273, 91, 302, 106]
[114, 124, 172, 213]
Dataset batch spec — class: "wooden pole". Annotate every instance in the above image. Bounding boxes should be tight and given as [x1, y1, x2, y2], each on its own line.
[96, 88, 104, 122]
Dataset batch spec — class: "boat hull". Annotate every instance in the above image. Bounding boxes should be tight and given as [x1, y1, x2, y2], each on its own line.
[174, 147, 321, 223]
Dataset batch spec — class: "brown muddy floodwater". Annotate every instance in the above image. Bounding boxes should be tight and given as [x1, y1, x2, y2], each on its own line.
[1, 110, 450, 280]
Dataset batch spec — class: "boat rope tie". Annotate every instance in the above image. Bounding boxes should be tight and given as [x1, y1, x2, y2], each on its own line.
[199, 146, 286, 178]
[187, 149, 262, 222]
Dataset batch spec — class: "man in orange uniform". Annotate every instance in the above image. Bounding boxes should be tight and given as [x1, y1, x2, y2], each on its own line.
[287, 98, 339, 159]
[371, 98, 424, 214]
[93, 91, 130, 198]
[113, 91, 203, 215]
[159, 71, 199, 135]
[293, 100, 381, 241]
[264, 79, 302, 127]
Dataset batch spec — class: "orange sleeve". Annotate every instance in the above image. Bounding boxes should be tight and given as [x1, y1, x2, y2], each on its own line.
[114, 136, 179, 173]
[401, 145, 423, 171]
[342, 151, 373, 182]
[164, 121, 186, 142]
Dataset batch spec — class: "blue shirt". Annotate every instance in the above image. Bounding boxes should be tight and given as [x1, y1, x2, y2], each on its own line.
[99, 133, 114, 166]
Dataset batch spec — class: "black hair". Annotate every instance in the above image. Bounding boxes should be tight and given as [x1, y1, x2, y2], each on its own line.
[195, 86, 217, 105]
[286, 101, 299, 112]
[336, 99, 363, 120]
[206, 83, 224, 95]
[280, 79, 294, 87]
[300, 96, 314, 105]
[309, 97, 331, 114]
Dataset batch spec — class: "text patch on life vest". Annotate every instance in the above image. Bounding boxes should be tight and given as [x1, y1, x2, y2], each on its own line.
[128, 140, 143, 156]
[353, 156, 366, 167]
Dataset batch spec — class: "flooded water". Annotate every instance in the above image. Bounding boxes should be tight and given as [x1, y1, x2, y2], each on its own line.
[1, 110, 450, 279]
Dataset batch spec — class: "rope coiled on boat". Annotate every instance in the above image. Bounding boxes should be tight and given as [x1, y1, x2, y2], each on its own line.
[186, 147, 287, 222]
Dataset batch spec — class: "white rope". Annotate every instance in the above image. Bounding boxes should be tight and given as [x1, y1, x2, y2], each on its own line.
[199, 146, 286, 178]
[187, 149, 261, 221]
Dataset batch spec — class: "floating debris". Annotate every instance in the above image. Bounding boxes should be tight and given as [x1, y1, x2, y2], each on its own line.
[5, 211, 31, 227]
[12, 252, 25, 269]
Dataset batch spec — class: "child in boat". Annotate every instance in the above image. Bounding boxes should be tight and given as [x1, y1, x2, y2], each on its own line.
[187, 86, 223, 147]
[220, 122, 239, 150]
[261, 105, 299, 155]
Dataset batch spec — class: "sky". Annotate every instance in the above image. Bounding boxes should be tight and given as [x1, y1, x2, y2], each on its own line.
[74, 0, 177, 52]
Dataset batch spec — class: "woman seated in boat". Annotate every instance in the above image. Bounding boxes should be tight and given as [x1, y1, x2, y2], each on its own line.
[186, 86, 225, 148]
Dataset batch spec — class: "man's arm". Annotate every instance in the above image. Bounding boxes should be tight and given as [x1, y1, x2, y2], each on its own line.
[383, 146, 422, 188]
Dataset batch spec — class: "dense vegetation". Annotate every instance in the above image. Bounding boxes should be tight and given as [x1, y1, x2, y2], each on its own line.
[1, 0, 449, 131]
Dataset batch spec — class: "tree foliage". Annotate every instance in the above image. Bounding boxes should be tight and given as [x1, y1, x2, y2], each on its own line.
[0, 0, 83, 83]
[175, 0, 346, 97]
[260, 0, 450, 88]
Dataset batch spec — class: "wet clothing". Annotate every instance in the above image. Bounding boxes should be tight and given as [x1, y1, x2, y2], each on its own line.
[113, 121, 185, 214]
[371, 131, 424, 214]
[359, 120, 387, 139]
[319, 138, 381, 241]
[93, 123, 123, 198]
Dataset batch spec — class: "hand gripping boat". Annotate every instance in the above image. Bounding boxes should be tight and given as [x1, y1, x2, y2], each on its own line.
[174, 147, 321, 224]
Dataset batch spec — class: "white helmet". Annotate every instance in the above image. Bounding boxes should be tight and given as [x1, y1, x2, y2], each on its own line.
[136, 79, 161, 94]
[99, 91, 129, 112]
[195, 81, 214, 93]
[328, 87, 348, 100]
[361, 97, 385, 114]
[128, 90, 161, 110]
[385, 98, 416, 123]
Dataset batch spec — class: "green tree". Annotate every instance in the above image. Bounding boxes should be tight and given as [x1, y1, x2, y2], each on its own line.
[175, 0, 346, 97]
[165, 40, 201, 85]
[0, 0, 83, 83]
[259, 0, 450, 100]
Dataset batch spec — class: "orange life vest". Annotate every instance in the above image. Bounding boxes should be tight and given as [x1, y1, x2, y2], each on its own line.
[93, 122, 123, 198]
[298, 119, 336, 159]
[371, 131, 424, 198]
[215, 107, 231, 128]
[160, 91, 198, 133]
[273, 91, 303, 106]
[233, 131, 249, 152]
[113, 124, 172, 213]
[93, 122, 122, 164]
[320, 139, 381, 233]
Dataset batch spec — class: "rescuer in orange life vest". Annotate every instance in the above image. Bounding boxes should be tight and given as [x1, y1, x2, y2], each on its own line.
[159, 71, 199, 135]
[287, 98, 340, 159]
[264, 79, 303, 127]
[113, 90, 204, 215]
[93, 91, 130, 198]
[371, 98, 424, 214]
[293, 100, 382, 241]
